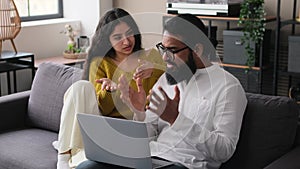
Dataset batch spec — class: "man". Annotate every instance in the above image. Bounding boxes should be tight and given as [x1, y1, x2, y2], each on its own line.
[77, 14, 247, 169]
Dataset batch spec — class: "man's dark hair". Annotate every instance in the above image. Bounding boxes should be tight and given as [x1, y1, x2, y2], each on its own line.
[164, 14, 217, 60]
[164, 14, 206, 48]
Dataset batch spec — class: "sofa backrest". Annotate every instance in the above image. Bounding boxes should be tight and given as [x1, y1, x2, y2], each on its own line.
[221, 93, 299, 169]
[27, 62, 83, 132]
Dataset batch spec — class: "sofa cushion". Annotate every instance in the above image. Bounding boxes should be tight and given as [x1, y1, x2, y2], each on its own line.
[27, 62, 83, 132]
[264, 146, 300, 169]
[221, 93, 299, 169]
[0, 128, 57, 169]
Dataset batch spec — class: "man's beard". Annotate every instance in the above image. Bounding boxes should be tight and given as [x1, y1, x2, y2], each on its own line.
[165, 51, 197, 85]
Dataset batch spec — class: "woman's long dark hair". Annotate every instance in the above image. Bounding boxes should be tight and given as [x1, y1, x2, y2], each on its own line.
[82, 8, 142, 80]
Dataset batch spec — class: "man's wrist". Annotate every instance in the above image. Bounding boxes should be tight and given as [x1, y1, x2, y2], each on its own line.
[133, 111, 146, 121]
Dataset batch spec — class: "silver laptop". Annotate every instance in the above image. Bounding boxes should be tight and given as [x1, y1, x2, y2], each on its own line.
[77, 113, 174, 169]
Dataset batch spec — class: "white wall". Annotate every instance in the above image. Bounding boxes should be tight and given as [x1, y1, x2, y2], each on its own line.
[100, 1, 113, 17]
[3, 19, 81, 59]
[2, 0, 109, 59]
[114, 0, 300, 42]
[63, 0, 101, 39]
[113, 0, 167, 49]
[1, 0, 113, 96]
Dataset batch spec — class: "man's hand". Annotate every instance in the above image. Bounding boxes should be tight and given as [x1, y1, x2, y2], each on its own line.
[118, 74, 147, 121]
[146, 86, 180, 125]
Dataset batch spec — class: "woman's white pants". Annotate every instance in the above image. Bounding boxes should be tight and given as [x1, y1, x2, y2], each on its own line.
[57, 80, 100, 168]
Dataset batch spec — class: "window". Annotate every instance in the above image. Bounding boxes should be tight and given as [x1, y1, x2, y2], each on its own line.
[14, 0, 63, 22]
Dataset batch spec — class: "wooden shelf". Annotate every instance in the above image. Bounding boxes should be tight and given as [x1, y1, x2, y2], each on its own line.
[35, 55, 86, 69]
[281, 19, 300, 28]
[219, 63, 260, 71]
[165, 14, 276, 22]
[197, 15, 276, 22]
[278, 70, 300, 77]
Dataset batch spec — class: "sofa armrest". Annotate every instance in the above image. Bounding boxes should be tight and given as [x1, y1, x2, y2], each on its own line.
[0, 90, 31, 132]
[264, 146, 300, 169]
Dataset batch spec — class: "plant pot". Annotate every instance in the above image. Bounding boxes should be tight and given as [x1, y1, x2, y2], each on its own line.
[63, 52, 87, 59]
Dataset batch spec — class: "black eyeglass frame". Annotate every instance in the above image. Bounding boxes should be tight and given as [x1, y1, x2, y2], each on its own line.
[156, 42, 189, 61]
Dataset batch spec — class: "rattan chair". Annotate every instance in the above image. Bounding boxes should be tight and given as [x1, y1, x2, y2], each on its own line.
[0, 0, 21, 53]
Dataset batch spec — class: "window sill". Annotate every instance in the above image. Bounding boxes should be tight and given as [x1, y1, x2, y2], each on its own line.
[21, 18, 80, 28]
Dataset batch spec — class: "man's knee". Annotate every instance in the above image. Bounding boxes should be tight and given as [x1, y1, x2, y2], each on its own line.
[76, 160, 99, 169]
[76, 160, 118, 169]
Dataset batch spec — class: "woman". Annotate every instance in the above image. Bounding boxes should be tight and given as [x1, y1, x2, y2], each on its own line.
[54, 8, 165, 169]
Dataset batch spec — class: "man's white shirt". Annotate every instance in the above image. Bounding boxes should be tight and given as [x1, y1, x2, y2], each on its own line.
[143, 64, 247, 169]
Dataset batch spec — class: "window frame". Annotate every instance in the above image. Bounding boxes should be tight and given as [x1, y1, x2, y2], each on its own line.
[20, 0, 64, 22]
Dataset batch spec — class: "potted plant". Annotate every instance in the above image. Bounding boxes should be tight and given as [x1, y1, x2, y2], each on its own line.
[238, 0, 266, 69]
[62, 24, 86, 59]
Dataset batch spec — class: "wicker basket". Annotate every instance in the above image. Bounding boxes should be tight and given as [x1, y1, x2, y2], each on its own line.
[63, 52, 87, 59]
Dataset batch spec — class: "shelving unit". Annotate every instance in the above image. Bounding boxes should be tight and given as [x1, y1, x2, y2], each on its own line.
[273, 0, 300, 95]
[164, 14, 277, 94]
[164, 14, 276, 94]
[165, 14, 276, 38]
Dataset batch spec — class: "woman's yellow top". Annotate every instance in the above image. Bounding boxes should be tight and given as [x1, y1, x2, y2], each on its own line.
[89, 49, 165, 119]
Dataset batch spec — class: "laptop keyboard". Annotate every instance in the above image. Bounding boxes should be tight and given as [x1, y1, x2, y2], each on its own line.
[151, 158, 173, 169]
[152, 162, 162, 169]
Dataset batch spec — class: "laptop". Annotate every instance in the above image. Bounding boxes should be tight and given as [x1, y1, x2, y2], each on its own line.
[77, 113, 174, 169]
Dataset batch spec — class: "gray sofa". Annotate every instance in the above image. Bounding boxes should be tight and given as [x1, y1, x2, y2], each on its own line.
[0, 62, 299, 169]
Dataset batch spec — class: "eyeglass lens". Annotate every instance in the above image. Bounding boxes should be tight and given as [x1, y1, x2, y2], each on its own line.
[157, 44, 175, 61]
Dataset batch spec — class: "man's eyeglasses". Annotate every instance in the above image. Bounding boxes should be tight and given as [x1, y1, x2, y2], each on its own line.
[156, 42, 189, 61]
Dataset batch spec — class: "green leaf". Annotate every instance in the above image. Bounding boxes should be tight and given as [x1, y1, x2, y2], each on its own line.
[238, 0, 265, 69]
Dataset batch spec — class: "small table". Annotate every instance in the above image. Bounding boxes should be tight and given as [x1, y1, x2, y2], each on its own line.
[0, 51, 35, 95]
[34, 55, 86, 69]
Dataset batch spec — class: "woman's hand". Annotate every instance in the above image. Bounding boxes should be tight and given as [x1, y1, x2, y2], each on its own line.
[95, 78, 118, 92]
[133, 59, 154, 80]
